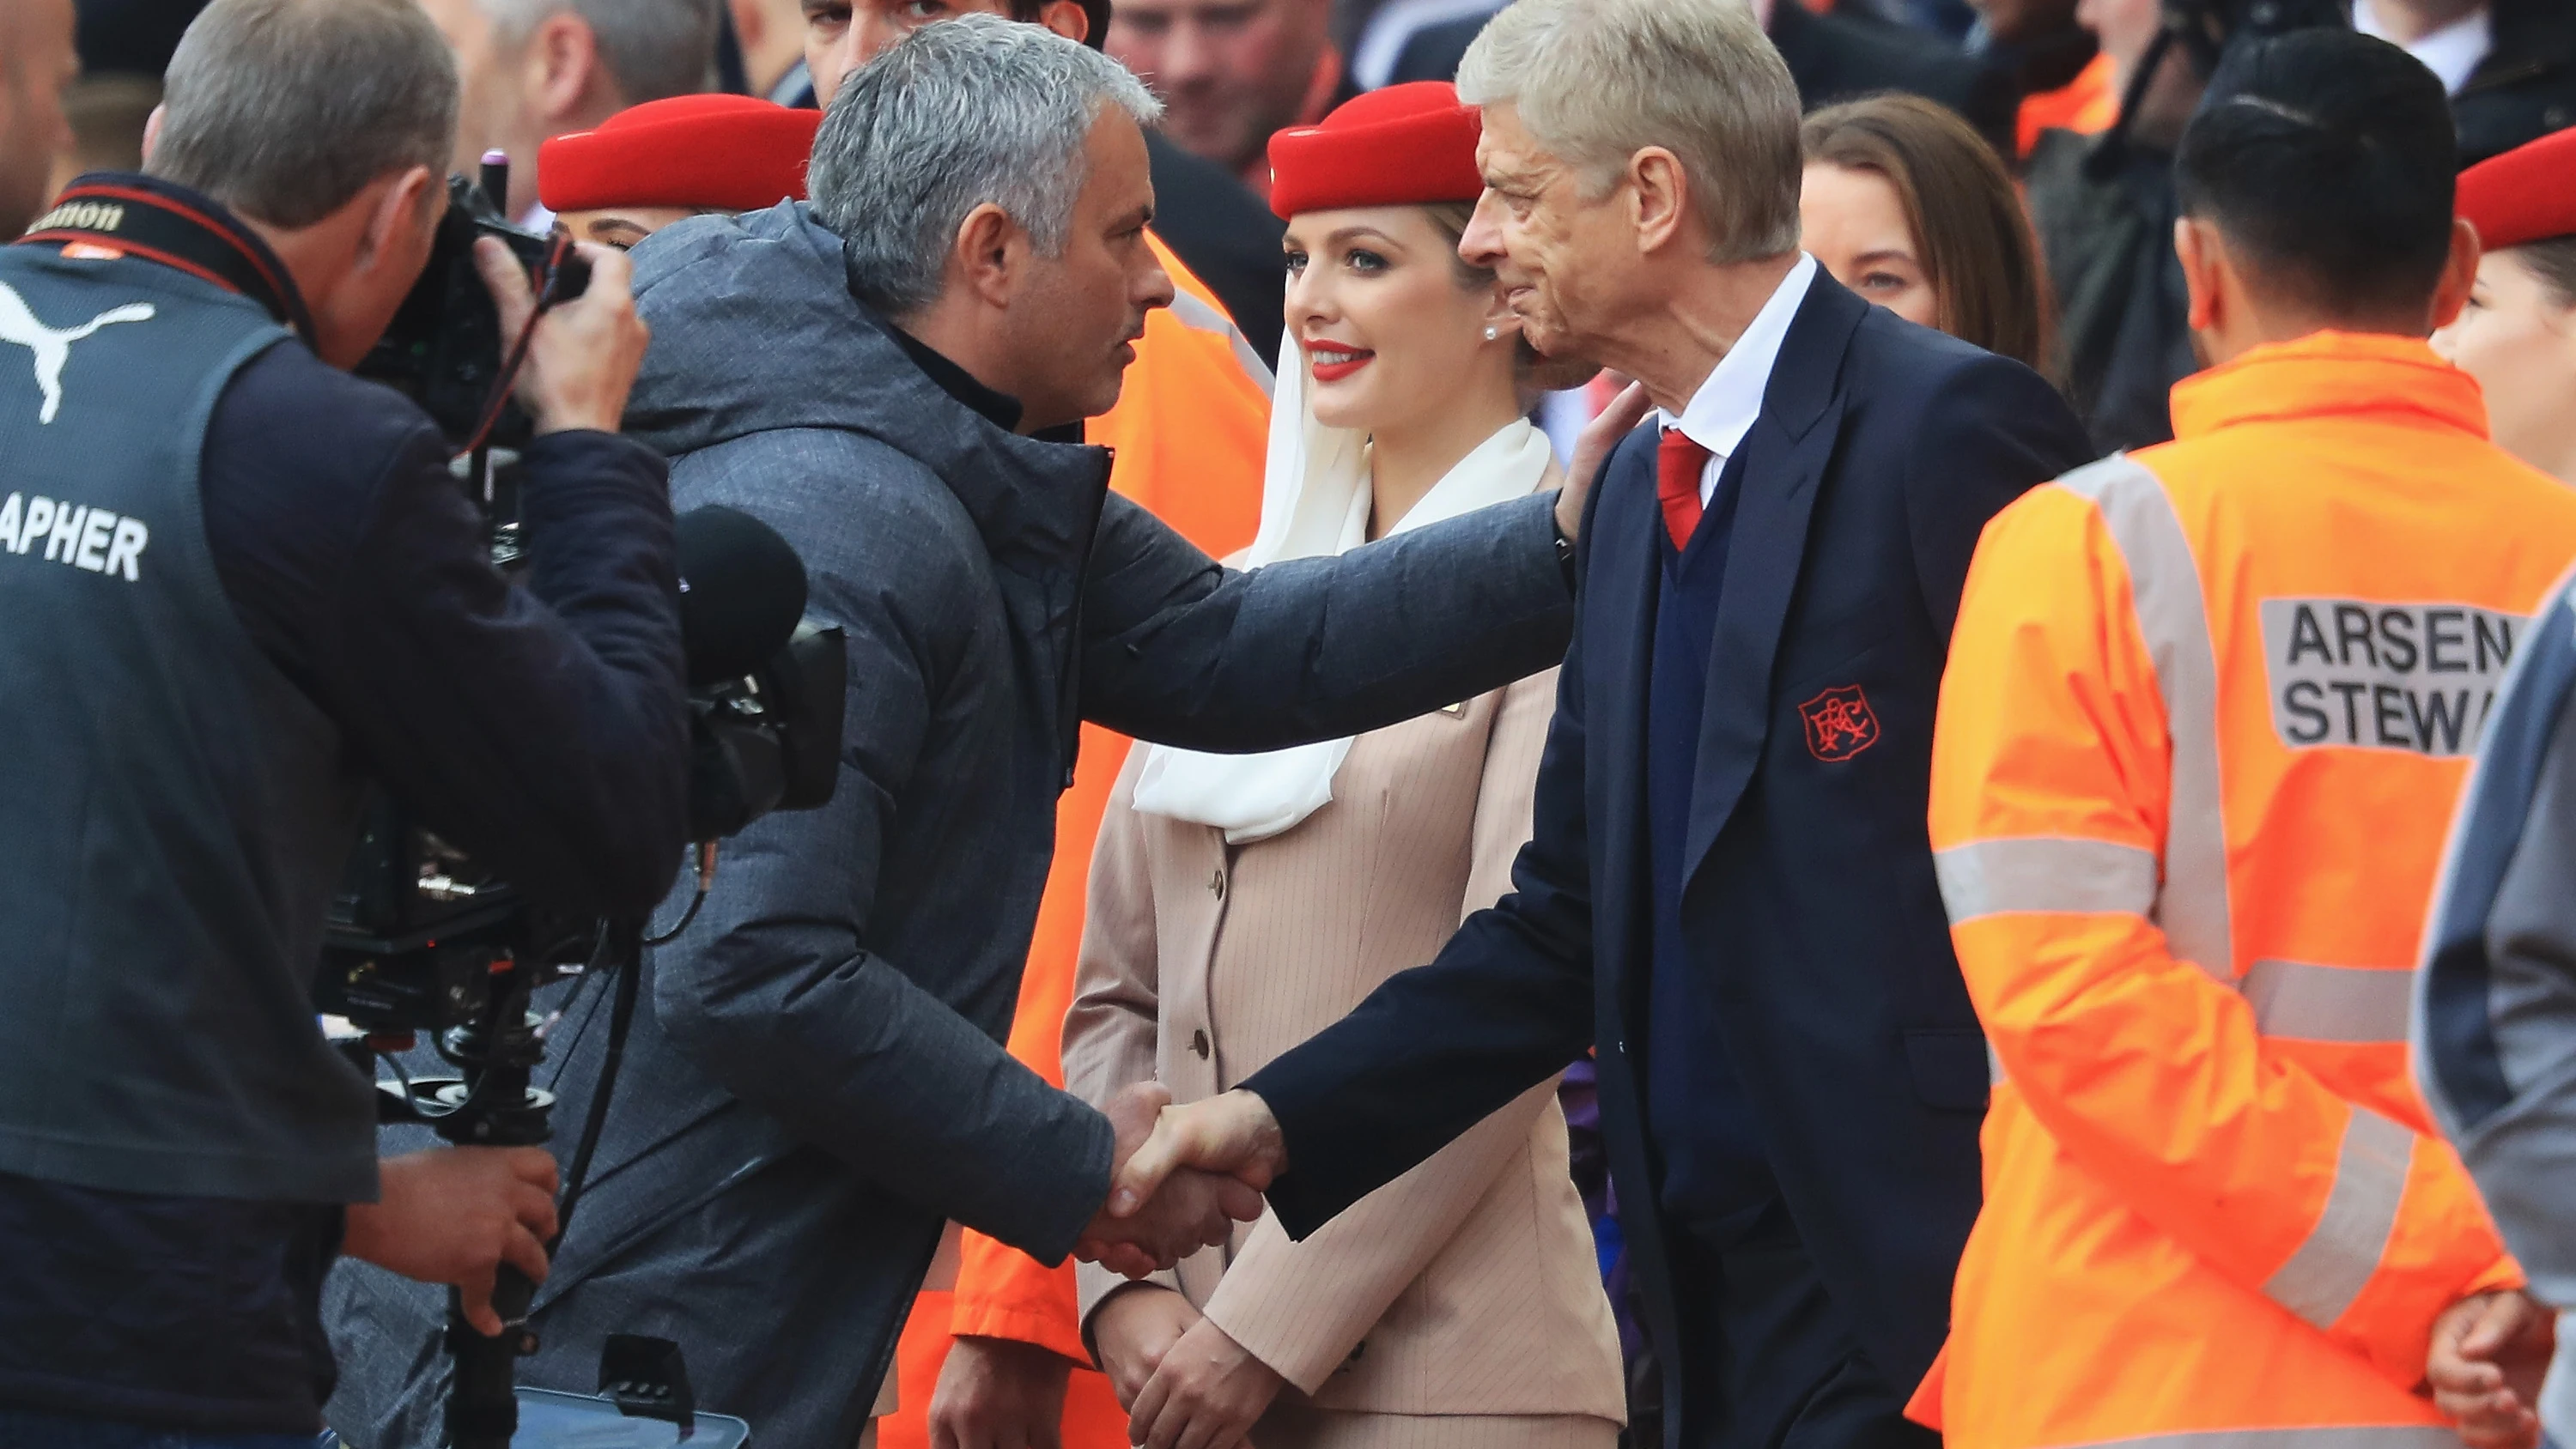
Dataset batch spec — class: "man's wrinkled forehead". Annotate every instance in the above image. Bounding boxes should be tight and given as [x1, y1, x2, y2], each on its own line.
[1473, 105, 1563, 194]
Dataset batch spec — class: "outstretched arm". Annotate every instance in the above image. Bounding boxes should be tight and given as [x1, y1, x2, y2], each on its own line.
[1115, 628, 1600, 1239]
[647, 445, 1249, 1272]
[1079, 492, 1572, 753]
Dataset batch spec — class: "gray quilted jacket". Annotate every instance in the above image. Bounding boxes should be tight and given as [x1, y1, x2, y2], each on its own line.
[324, 202, 1574, 1449]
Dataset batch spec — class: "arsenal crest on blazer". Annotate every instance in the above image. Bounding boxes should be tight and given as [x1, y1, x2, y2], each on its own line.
[1799, 684, 1880, 761]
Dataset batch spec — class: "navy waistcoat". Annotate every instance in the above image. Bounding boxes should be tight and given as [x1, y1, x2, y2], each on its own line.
[1644, 441, 1777, 1237]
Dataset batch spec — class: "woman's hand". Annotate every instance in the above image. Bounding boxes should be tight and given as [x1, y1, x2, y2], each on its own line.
[1127, 1314, 1285, 1449]
[1090, 1283, 1201, 1409]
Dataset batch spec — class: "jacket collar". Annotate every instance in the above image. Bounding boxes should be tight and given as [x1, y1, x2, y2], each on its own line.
[2167, 330, 2487, 442]
[803, 217, 1109, 574]
[1660, 253, 1818, 462]
[1674, 268, 1866, 880]
[1759, 263, 1866, 439]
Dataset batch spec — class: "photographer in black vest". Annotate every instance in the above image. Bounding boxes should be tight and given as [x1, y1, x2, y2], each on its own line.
[0, 0, 689, 1440]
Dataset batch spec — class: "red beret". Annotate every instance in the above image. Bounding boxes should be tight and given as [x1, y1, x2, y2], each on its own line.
[2458, 126, 2576, 252]
[539, 94, 822, 215]
[1267, 82, 1485, 221]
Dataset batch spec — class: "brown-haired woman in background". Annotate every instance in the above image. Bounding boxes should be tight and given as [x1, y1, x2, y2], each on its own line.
[1800, 94, 2053, 373]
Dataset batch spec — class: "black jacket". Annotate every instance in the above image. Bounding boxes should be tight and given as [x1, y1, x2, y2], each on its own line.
[1393, 2, 2019, 156]
[2025, 127, 2194, 453]
[1242, 272, 2095, 1443]
[2456, 0, 2576, 166]
[0, 173, 685, 1434]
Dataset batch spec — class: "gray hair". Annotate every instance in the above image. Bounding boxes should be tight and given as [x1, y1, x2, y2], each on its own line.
[1458, 0, 1801, 263]
[479, 0, 722, 106]
[807, 14, 1161, 318]
[148, 0, 459, 230]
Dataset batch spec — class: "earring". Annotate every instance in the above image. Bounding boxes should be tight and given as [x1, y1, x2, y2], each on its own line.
[1485, 325, 1500, 341]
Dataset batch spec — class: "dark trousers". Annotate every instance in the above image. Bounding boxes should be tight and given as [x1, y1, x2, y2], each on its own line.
[1665, 1200, 1935, 1449]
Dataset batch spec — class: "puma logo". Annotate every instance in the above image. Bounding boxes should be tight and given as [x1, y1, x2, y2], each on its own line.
[0, 282, 155, 424]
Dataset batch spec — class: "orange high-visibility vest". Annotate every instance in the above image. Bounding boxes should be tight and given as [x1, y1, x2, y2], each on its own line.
[2017, 51, 2117, 159]
[1915, 332, 2576, 1449]
[877, 230, 1270, 1449]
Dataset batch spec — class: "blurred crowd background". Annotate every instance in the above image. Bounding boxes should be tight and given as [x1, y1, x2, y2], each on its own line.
[12, 4, 2575, 1448]
[43, 0, 2576, 466]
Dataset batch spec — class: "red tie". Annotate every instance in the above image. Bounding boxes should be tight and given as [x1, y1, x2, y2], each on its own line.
[1658, 427, 1710, 549]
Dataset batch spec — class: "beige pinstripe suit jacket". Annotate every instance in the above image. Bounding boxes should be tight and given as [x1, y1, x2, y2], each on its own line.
[1064, 664, 1625, 1434]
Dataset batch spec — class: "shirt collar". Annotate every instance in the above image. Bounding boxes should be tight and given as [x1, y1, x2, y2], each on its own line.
[2354, 0, 2492, 94]
[1656, 252, 1816, 460]
[885, 322, 1024, 433]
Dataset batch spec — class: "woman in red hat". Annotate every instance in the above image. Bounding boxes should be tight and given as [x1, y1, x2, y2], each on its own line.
[1063, 82, 1625, 1449]
[537, 93, 821, 250]
[2434, 125, 2576, 484]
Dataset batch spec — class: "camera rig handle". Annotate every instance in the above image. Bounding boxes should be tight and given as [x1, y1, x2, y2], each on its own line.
[361, 946, 557, 1449]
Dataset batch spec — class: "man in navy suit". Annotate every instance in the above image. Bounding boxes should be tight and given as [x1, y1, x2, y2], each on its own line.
[1104, 0, 2096, 1444]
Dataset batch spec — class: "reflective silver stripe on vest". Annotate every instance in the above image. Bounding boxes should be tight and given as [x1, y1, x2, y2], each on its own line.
[2063, 1427, 2461, 1449]
[2058, 456, 2235, 983]
[1937, 834, 2158, 1091]
[1167, 290, 1276, 398]
[2241, 958, 2414, 1044]
[2261, 1106, 2414, 1330]
[1934, 837, 2160, 923]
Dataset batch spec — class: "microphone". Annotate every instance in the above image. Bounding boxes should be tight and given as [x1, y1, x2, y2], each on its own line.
[676, 506, 809, 687]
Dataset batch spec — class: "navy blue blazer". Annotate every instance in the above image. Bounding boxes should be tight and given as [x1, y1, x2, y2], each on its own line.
[1242, 270, 2097, 1428]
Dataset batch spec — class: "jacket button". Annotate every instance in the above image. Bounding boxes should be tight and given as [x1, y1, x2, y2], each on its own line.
[1208, 869, 1226, 900]
[1191, 1029, 1211, 1058]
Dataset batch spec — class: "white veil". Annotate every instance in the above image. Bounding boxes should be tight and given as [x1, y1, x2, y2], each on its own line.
[1129, 349, 1558, 843]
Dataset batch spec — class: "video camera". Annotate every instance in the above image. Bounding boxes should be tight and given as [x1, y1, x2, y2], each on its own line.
[314, 502, 835, 1449]
[317, 159, 842, 1449]
[319, 502, 846, 1035]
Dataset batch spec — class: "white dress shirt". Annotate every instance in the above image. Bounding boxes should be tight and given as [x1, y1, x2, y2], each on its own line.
[2354, 0, 2493, 95]
[1656, 252, 1818, 506]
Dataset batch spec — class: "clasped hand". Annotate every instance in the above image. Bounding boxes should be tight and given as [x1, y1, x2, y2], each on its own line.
[1072, 1084, 1274, 1278]
[2427, 1288, 2555, 1449]
[1072, 1087, 1289, 1280]
[1094, 1286, 1285, 1449]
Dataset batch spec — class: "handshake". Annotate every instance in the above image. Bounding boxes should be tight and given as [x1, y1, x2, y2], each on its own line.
[1072, 1085, 1289, 1279]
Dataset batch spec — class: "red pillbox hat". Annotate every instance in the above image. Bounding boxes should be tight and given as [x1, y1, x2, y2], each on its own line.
[539, 94, 822, 215]
[1266, 81, 1485, 221]
[2458, 126, 2576, 252]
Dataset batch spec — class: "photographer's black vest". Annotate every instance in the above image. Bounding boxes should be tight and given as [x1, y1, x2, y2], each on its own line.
[0, 238, 376, 1202]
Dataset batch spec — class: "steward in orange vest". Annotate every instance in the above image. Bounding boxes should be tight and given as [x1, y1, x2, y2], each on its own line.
[1917, 33, 2576, 1449]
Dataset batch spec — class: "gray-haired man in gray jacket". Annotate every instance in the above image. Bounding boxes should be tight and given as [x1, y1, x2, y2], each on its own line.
[325, 17, 1595, 1448]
